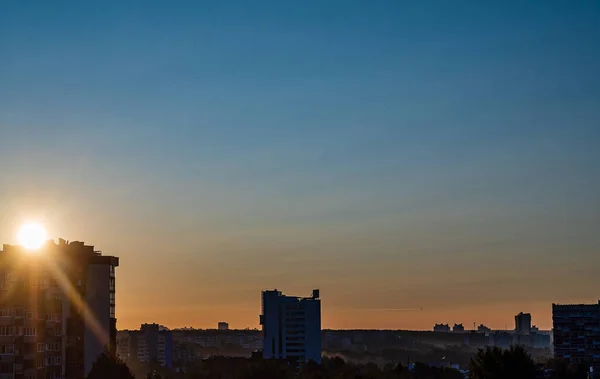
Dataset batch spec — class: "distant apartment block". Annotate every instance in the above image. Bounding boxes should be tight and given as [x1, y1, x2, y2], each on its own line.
[553, 302, 600, 369]
[477, 324, 492, 334]
[117, 324, 173, 369]
[172, 329, 263, 351]
[452, 323, 465, 333]
[515, 312, 532, 335]
[0, 239, 118, 379]
[218, 322, 229, 331]
[433, 324, 451, 332]
[260, 289, 321, 364]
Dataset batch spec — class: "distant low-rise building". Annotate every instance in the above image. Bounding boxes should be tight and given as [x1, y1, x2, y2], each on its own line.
[477, 324, 492, 334]
[433, 324, 451, 332]
[453, 323, 465, 333]
[490, 331, 512, 349]
[531, 332, 551, 349]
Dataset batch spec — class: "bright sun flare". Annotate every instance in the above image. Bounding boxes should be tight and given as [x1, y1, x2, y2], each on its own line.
[17, 223, 48, 250]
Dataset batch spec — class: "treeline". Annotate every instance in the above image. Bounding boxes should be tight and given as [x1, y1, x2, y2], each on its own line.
[87, 346, 593, 379]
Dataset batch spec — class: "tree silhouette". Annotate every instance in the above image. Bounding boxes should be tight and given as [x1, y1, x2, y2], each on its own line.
[298, 360, 328, 379]
[238, 359, 293, 379]
[87, 349, 135, 379]
[469, 345, 536, 379]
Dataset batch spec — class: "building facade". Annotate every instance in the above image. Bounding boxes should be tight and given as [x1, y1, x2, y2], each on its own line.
[553, 302, 600, 369]
[260, 289, 321, 364]
[433, 324, 450, 332]
[217, 322, 229, 331]
[116, 324, 172, 369]
[0, 239, 118, 379]
[515, 312, 532, 335]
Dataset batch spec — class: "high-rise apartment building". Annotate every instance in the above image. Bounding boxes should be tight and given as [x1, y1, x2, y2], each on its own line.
[260, 289, 321, 364]
[0, 239, 118, 379]
[116, 324, 173, 369]
[515, 312, 532, 335]
[553, 302, 600, 369]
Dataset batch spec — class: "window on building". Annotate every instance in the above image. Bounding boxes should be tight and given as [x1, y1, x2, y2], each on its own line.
[37, 343, 44, 352]
[0, 344, 14, 355]
[26, 311, 33, 319]
[0, 362, 12, 374]
[47, 342, 60, 352]
[24, 327, 36, 337]
[0, 326, 12, 336]
[1, 308, 9, 317]
[37, 358, 44, 369]
[46, 313, 55, 322]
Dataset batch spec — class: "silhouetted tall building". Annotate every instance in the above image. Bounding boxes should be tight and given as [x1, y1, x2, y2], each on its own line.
[515, 312, 532, 335]
[260, 289, 321, 364]
[218, 322, 229, 331]
[553, 302, 600, 369]
[0, 239, 118, 379]
[452, 323, 465, 333]
[117, 324, 173, 369]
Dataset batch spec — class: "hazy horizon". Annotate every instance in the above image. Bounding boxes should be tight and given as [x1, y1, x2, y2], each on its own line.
[1, 1, 599, 331]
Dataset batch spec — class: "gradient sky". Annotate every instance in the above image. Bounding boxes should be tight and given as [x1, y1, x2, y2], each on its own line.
[1, 1, 599, 331]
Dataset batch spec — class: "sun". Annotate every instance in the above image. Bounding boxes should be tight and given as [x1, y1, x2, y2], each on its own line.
[17, 223, 48, 250]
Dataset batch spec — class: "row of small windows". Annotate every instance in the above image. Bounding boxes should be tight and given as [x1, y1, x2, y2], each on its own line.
[45, 356, 62, 366]
[0, 342, 60, 355]
[0, 277, 60, 290]
[0, 326, 60, 337]
[0, 308, 60, 321]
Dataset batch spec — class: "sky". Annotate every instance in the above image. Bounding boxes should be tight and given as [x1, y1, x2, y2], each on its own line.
[0, 1, 599, 331]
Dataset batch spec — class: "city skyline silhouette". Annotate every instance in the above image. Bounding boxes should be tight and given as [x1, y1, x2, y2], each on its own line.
[1, 1, 599, 332]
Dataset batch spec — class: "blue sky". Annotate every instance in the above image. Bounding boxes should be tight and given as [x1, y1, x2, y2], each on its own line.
[1, 1, 599, 329]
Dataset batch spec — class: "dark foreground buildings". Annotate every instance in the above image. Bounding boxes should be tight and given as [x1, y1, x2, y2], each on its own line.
[0, 239, 118, 379]
[553, 302, 600, 370]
